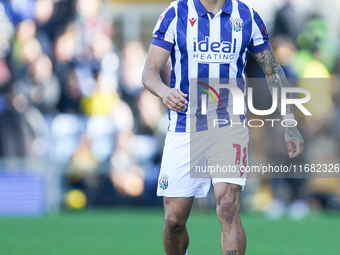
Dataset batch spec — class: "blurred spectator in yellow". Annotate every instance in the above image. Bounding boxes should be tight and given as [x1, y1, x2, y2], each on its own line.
[12, 20, 39, 68]
[80, 73, 119, 116]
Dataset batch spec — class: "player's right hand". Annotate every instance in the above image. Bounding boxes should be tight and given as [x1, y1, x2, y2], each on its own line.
[161, 88, 188, 112]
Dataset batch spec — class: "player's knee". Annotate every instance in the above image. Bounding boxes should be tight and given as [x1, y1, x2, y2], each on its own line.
[164, 213, 186, 236]
[216, 195, 240, 225]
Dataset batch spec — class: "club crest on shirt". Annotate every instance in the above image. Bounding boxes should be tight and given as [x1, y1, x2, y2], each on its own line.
[159, 174, 169, 190]
[230, 17, 244, 32]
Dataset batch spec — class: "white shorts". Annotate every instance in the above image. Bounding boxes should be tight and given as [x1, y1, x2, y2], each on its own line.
[157, 125, 249, 198]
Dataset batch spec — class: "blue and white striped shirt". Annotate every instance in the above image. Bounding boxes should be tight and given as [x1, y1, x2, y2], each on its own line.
[151, 0, 270, 132]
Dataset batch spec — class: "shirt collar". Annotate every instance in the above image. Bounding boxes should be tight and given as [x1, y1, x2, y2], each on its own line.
[193, 0, 233, 17]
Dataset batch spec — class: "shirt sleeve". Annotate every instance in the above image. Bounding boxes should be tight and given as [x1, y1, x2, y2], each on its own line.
[151, 4, 176, 52]
[248, 9, 270, 54]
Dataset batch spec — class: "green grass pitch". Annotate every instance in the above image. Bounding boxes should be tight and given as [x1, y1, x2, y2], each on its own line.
[0, 208, 339, 254]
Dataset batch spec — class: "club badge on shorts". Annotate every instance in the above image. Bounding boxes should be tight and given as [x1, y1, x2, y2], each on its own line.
[159, 174, 169, 190]
[230, 17, 244, 32]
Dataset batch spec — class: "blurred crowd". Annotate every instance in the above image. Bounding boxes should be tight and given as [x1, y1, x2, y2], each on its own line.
[244, 0, 340, 218]
[0, 0, 169, 206]
[0, 0, 339, 214]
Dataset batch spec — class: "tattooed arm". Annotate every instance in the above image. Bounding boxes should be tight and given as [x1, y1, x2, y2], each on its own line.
[252, 46, 304, 158]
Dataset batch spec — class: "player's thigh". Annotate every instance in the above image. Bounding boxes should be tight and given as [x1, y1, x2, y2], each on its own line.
[208, 126, 249, 183]
[164, 197, 194, 224]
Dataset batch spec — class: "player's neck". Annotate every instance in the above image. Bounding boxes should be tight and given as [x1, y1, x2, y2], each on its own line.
[199, 0, 226, 15]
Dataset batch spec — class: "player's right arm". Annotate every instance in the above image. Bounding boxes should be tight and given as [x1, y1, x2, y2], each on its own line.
[142, 44, 187, 113]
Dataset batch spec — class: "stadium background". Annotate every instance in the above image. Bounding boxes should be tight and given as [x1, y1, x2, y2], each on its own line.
[0, 0, 339, 254]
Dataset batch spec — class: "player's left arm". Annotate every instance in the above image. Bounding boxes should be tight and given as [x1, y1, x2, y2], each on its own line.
[252, 46, 304, 158]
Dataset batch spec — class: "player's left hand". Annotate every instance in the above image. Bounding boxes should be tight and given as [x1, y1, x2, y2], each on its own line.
[284, 127, 304, 158]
